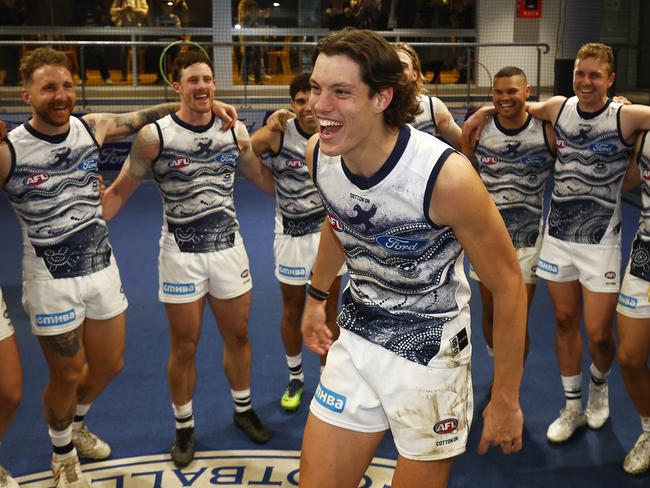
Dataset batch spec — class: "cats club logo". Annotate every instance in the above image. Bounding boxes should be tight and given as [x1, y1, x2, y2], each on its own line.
[16, 451, 395, 487]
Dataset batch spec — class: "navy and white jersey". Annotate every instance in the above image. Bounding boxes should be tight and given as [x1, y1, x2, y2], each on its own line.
[629, 131, 650, 281]
[474, 114, 554, 248]
[5, 117, 110, 280]
[412, 94, 441, 138]
[314, 125, 471, 367]
[550, 97, 632, 245]
[152, 113, 240, 253]
[261, 118, 325, 236]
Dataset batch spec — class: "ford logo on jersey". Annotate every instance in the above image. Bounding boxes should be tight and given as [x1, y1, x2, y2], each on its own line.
[169, 157, 190, 169]
[376, 235, 426, 253]
[215, 153, 237, 164]
[521, 155, 546, 166]
[77, 159, 98, 171]
[589, 142, 617, 155]
[23, 172, 49, 186]
[286, 159, 304, 169]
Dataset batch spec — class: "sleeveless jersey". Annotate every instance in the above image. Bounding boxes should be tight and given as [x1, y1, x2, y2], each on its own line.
[474, 115, 554, 248]
[5, 117, 110, 279]
[629, 131, 650, 281]
[550, 97, 632, 245]
[314, 125, 471, 367]
[412, 94, 441, 138]
[152, 113, 240, 253]
[261, 118, 325, 236]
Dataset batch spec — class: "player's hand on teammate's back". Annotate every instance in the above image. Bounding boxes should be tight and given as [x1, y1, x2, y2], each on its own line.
[613, 95, 632, 105]
[461, 105, 492, 145]
[301, 300, 333, 355]
[477, 396, 524, 455]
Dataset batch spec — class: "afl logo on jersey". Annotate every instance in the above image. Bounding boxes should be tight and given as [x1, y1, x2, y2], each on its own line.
[376, 235, 426, 253]
[643, 168, 650, 180]
[23, 172, 49, 186]
[481, 156, 497, 165]
[169, 157, 190, 169]
[604, 271, 616, 279]
[556, 138, 567, 148]
[77, 159, 98, 171]
[589, 142, 616, 156]
[327, 212, 344, 232]
[286, 159, 304, 169]
[215, 153, 238, 164]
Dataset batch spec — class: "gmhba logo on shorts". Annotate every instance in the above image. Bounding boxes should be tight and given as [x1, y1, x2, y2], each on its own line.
[16, 451, 395, 487]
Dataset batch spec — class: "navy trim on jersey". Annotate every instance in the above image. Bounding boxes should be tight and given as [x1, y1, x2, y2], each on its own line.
[5, 139, 16, 182]
[429, 96, 437, 130]
[554, 97, 569, 128]
[23, 122, 69, 144]
[295, 119, 312, 140]
[423, 147, 455, 229]
[170, 112, 216, 133]
[231, 126, 238, 147]
[617, 105, 634, 147]
[341, 125, 410, 190]
[153, 121, 164, 164]
[312, 141, 320, 186]
[78, 116, 101, 150]
[494, 113, 532, 136]
[576, 98, 611, 120]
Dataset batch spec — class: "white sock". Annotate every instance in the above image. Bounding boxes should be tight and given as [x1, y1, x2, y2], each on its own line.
[286, 353, 304, 382]
[561, 374, 583, 411]
[231, 388, 252, 413]
[589, 363, 610, 386]
[49, 425, 77, 461]
[73, 403, 91, 432]
[172, 400, 195, 429]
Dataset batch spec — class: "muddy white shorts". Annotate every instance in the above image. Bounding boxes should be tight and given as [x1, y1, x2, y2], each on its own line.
[310, 328, 473, 461]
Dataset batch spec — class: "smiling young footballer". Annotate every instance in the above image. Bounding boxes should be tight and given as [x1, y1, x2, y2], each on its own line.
[298, 28, 527, 488]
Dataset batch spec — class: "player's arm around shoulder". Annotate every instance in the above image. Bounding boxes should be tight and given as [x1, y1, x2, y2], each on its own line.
[460, 129, 478, 170]
[103, 123, 159, 221]
[619, 103, 650, 142]
[435, 101, 462, 150]
[251, 123, 282, 157]
[235, 121, 274, 195]
[527, 95, 566, 126]
[429, 152, 526, 455]
[83, 103, 179, 146]
[305, 133, 320, 176]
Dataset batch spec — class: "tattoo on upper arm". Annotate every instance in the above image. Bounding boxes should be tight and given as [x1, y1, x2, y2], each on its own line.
[47, 406, 74, 430]
[43, 328, 82, 358]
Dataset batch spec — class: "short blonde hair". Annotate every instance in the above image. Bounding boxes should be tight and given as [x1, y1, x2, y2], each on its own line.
[575, 43, 614, 75]
[20, 47, 71, 85]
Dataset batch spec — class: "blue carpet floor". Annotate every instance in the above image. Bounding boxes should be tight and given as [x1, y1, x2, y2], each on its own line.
[0, 179, 648, 487]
